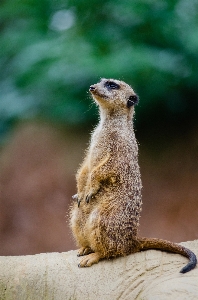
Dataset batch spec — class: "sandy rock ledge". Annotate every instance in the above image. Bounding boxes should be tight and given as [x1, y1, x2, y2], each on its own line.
[0, 240, 198, 300]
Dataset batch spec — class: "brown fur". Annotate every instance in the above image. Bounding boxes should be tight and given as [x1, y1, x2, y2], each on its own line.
[70, 78, 197, 273]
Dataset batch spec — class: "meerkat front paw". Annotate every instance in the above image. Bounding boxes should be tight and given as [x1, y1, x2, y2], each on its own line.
[78, 252, 102, 267]
[72, 194, 78, 200]
[85, 193, 95, 203]
[85, 187, 101, 203]
[72, 194, 82, 207]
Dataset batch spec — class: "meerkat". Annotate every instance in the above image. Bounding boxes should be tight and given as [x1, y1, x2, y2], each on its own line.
[70, 78, 197, 273]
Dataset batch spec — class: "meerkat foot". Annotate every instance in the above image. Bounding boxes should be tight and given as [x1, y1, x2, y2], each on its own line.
[78, 252, 102, 267]
[77, 247, 93, 257]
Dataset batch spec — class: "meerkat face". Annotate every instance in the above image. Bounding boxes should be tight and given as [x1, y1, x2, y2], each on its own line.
[89, 78, 139, 113]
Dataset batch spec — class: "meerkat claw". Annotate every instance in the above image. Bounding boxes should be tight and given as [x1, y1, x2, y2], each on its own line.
[86, 194, 92, 203]
[72, 194, 78, 200]
[72, 194, 81, 207]
[77, 247, 93, 257]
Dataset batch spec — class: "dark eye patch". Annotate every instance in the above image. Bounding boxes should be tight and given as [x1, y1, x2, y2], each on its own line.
[127, 95, 139, 108]
[104, 81, 120, 90]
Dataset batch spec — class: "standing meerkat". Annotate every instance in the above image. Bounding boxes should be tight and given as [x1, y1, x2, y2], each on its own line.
[70, 78, 197, 273]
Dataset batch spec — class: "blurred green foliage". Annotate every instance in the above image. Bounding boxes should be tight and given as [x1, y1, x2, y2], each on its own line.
[1, 0, 198, 140]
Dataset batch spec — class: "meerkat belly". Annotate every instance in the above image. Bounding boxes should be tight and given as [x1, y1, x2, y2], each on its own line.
[70, 205, 91, 246]
[81, 192, 140, 255]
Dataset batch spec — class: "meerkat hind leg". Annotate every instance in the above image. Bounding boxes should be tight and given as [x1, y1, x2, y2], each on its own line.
[78, 252, 102, 267]
[77, 247, 93, 257]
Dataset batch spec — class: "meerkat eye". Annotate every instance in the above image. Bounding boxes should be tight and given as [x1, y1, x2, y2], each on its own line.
[127, 95, 139, 108]
[104, 81, 120, 90]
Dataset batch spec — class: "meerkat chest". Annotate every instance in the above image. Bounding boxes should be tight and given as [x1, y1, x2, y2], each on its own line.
[88, 134, 109, 168]
[88, 124, 134, 169]
[90, 124, 110, 152]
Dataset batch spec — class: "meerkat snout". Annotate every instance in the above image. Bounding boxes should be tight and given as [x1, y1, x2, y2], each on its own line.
[89, 85, 95, 92]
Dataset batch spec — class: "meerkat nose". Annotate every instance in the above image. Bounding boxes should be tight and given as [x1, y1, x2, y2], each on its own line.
[89, 85, 95, 92]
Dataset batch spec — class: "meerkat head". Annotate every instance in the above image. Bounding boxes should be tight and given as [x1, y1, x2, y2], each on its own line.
[89, 78, 139, 115]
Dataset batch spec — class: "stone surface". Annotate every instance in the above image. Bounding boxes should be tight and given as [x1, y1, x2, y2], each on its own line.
[0, 240, 198, 300]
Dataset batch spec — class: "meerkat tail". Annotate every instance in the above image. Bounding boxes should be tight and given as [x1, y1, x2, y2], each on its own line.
[137, 237, 197, 274]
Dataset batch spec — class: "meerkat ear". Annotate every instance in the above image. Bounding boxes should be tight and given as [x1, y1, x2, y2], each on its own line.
[127, 95, 139, 108]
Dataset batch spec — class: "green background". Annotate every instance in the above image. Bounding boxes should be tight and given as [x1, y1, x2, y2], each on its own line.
[1, 0, 198, 140]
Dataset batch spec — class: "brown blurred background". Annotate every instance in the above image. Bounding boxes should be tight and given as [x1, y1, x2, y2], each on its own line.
[0, 122, 197, 255]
